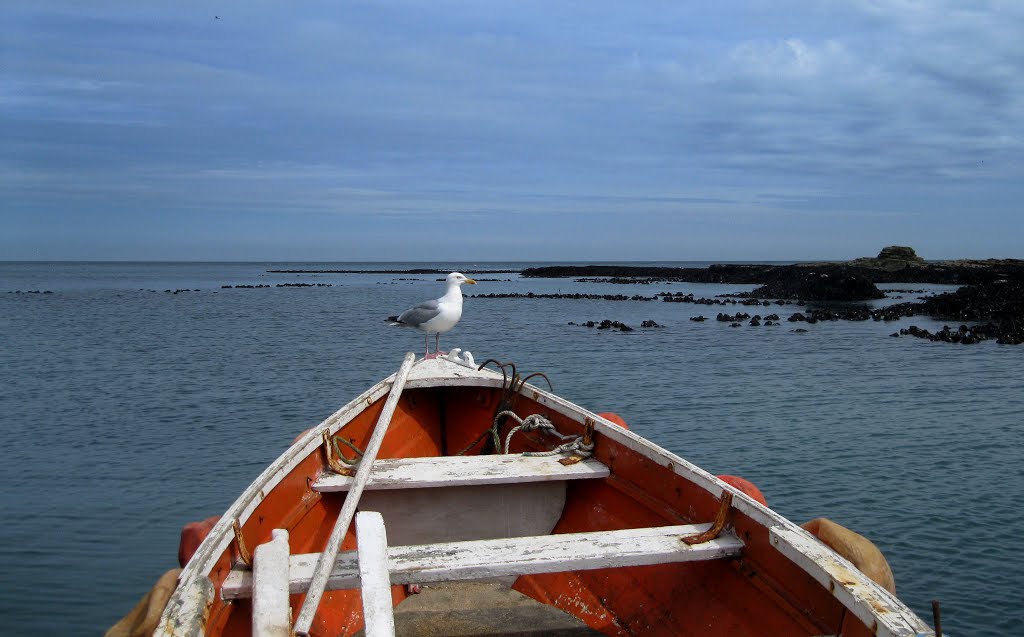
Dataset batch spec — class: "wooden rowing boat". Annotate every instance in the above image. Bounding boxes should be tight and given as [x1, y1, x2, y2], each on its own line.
[152, 352, 936, 637]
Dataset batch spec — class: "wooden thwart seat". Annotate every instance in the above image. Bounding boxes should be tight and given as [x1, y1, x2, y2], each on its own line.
[312, 453, 610, 492]
[223, 521, 743, 600]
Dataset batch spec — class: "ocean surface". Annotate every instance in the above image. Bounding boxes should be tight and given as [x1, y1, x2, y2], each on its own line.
[0, 261, 1020, 636]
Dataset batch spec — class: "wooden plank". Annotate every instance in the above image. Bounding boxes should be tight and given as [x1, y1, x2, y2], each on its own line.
[252, 529, 290, 637]
[293, 352, 417, 636]
[223, 523, 742, 599]
[356, 512, 396, 637]
[312, 454, 609, 492]
[769, 526, 934, 637]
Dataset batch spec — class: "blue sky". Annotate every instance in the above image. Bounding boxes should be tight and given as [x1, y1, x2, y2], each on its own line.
[2, 1, 1022, 261]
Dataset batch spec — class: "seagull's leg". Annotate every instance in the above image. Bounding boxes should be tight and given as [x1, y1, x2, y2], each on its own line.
[435, 332, 446, 356]
[423, 332, 432, 359]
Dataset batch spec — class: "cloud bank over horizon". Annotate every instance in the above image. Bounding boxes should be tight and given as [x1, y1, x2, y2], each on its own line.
[2, 1, 1022, 261]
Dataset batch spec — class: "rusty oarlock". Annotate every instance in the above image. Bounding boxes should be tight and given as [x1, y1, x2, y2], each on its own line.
[231, 519, 252, 567]
[681, 491, 733, 545]
[322, 430, 356, 476]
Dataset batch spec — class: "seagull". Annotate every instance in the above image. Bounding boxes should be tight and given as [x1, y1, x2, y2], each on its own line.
[387, 272, 476, 358]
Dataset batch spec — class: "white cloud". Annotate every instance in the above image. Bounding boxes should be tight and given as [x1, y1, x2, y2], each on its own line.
[728, 38, 848, 78]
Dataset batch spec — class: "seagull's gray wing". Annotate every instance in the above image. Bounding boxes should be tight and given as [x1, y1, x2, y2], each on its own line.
[396, 299, 441, 327]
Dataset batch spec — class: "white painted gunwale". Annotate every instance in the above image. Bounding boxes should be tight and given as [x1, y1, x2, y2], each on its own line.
[770, 526, 932, 637]
[156, 355, 933, 637]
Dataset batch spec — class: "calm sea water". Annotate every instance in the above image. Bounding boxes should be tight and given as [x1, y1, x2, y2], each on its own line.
[0, 262, 1020, 636]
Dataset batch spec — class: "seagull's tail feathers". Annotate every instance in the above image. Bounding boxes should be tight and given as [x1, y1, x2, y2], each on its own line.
[385, 315, 405, 326]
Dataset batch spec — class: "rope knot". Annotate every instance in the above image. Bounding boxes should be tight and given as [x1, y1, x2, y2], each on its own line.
[495, 410, 596, 461]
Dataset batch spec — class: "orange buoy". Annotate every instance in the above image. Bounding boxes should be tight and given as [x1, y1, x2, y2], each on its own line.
[717, 474, 768, 506]
[597, 412, 629, 430]
[178, 515, 220, 568]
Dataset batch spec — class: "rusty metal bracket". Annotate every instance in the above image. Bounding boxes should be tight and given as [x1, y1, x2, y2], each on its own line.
[582, 418, 595, 446]
[322, 431, 356, 476]
[558, 418, 596, 466]
[231, 519, 252, 567]
[681, 492, 733, 545]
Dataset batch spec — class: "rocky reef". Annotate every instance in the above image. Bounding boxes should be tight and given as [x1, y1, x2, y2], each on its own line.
[518, 247, 1024, 345]
[900, 279, 1024, 344]
[522, 246, 1024, 287]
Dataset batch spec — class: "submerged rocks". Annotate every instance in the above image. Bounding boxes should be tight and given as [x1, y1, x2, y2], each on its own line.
[716, 312, 751, 322]
[472, 292, 656, 301]
[222, 283, 333, 289]
[660, 292, 734, 305]
[898, 323, 1017, 345]
[569, 319, 635, 332]
[569, 319, 664, 332]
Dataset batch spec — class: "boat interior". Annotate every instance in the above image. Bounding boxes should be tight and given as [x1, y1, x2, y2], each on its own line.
[160, 355, 933, 637]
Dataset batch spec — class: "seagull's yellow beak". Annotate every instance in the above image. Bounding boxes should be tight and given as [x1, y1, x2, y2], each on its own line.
[465, 278, 477, 285]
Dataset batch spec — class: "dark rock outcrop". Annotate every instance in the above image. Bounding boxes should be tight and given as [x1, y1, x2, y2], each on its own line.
[849, 246, 926, 271]
[745, 267, 885, 301]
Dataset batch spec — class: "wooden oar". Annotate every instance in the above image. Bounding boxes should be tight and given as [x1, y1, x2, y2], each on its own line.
[293, 352, 417, 636]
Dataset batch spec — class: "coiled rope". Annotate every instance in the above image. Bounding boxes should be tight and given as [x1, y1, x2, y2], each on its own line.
[497, 410, 594, 460]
